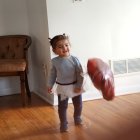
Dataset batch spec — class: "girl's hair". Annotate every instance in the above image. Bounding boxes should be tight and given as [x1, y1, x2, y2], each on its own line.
[48, 33, 69, 49]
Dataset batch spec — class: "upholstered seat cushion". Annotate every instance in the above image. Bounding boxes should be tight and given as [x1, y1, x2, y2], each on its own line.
[0, 59, 26, 72]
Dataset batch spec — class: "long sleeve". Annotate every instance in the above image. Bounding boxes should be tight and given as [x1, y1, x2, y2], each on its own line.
[72, 56, 84, 88]
[47, 62, 57, 88]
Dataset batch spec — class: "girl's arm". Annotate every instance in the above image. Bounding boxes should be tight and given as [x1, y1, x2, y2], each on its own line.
[47, 62, 57, 93]
[74, 57, 84, 90]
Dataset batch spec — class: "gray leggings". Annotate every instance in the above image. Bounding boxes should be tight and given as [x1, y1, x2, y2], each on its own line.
[58, 95, 82, 125]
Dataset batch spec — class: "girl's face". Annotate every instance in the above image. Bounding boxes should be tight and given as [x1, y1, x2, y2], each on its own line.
[53, 39, 70, 57]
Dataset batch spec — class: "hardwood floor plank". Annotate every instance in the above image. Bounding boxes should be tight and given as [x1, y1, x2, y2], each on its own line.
[0, 93, 140, 140]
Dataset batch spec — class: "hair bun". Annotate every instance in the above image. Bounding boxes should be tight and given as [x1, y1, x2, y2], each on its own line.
[48, 37, 51, 41]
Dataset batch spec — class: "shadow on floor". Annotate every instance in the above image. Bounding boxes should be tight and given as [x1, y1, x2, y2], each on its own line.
[0, 93, 51, 109]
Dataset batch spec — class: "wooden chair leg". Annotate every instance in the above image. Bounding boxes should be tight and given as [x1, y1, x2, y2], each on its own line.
[25, 71, 31, 98]
[25, 71, 31, 104]
[20, 72, 26, 106]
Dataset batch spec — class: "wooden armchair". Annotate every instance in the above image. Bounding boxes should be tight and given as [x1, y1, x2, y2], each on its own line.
[0, 35, 32, 106]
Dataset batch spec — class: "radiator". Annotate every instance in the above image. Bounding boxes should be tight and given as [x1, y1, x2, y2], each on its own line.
[110, 58, 140, 75]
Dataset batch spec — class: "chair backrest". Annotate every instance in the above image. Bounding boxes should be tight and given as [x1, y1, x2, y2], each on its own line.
[0, 35, 32, 106]
[0, 35, 31, 59]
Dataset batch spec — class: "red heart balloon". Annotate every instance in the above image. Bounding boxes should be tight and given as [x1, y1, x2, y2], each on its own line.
[87, 58, 115, 101]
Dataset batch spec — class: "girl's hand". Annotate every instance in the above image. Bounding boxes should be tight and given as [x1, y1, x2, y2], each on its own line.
[74, 88, 81, 93]
[47, 87, 52, 94]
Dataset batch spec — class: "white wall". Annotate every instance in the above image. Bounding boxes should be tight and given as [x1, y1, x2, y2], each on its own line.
[110, 0, 140, 59]
[0, 0, 29, 35]
[47, 0, 140, 60]
[46, 0, 140, 104]
[0, 0, 29, 96]
[27, 0, 55, 104]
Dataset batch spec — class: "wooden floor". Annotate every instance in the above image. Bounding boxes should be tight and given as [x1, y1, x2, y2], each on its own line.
[0, 93, 140, 140]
